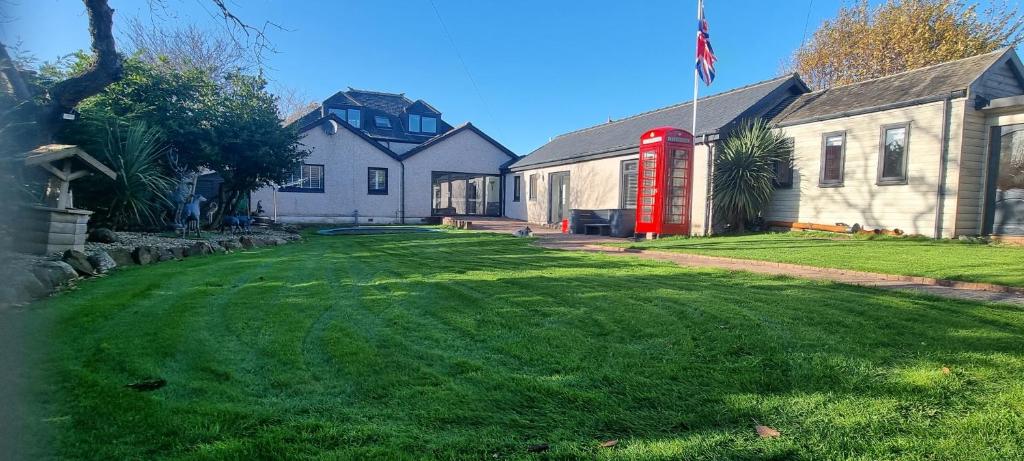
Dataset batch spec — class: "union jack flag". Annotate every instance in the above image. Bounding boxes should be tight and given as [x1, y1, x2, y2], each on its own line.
[695, 0, 717, 86]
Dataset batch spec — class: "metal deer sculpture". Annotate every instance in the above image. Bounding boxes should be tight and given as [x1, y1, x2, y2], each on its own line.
[182, 194, 206, 238]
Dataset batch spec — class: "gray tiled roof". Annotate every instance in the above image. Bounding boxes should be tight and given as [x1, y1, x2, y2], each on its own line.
[509, 74, 805, 170]
[290, 88, 454, 143]
[772, 49, 1007, 125]
[342, 88, 414, 117]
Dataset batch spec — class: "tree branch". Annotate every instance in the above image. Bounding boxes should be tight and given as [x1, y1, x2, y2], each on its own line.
[0, 41, 32, 101]
[46, 0, 123, 117]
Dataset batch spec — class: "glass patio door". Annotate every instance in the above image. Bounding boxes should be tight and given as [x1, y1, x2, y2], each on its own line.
[548, 171, 570, 224]
[985, 124, 1024, 235]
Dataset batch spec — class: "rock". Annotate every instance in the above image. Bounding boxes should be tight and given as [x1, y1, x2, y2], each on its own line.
[272, 238, 288, 246]
[1, 270, 49, 306]
[86, 251, 117, 274]
[189, 241, 214, 256]
[239, 236, 255, 249]
[132, 246, 155, 265]
[157, 248, 175, 262]
[171, 246, 188, 259]
[219, 240, 241, 251]
[209, 242, 227, 254]
[31, 261, 78, 290]
[107, 248, 134, 267]
[87, 227, 118, 243]
[62, 250, 96, 276]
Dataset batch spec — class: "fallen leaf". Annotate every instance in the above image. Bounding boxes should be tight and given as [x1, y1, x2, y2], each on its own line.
[527, 443, 549, 453]
[755, 425, 781, 438]
[600, 439, 618, 448]
[941, 367, 951, 375]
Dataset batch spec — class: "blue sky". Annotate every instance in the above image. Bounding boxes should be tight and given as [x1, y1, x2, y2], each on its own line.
[5, 0, 895, 154]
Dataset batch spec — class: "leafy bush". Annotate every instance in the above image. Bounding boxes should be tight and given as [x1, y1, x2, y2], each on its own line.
[713, 119, 790, 232]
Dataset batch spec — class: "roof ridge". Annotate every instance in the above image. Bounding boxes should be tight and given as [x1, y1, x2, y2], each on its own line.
[345, 87, 407, 97]
[798, 48, 1008, 95]
[551, 74, 798, 140]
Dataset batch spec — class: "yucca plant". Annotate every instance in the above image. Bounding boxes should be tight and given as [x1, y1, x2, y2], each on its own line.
[100, 121, 174, 229]
[713, 119, 791, 232]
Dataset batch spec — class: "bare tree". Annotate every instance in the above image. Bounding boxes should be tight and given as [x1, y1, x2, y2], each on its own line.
[122, 17, 253, 78]
[274, 84, 318, 124]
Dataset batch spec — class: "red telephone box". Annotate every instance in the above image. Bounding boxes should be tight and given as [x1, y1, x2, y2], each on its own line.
[634, 127, 695, 237]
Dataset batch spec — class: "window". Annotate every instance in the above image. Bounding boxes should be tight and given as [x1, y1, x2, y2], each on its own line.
[773, 138, 795, 189]
[374, 115, 392, 128]
[408, 114, 438, 134]
[819, 132, 846, 186]
[878, 122, 910, 184]
[368, 167, 388, 195]
[422, 116, 437, 134]
[280, 164, 324, 193]
[513, 176, 522, 202]
[528, 174, 538, 201]
[620, 159, 638, 208]
[328, 108, 361, 128]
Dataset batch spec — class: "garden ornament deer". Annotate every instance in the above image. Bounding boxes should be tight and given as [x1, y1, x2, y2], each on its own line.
[182, 194, 206, 238]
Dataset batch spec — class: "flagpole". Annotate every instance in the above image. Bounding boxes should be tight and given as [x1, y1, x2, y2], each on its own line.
[691, 0, 701, 136]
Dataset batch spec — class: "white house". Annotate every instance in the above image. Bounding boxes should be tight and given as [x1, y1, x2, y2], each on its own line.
[251, 89, 516, 224]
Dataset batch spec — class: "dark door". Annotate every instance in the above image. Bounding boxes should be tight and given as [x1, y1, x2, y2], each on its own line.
[548, 171, 570, 224]
[984, 124, 1024, 235]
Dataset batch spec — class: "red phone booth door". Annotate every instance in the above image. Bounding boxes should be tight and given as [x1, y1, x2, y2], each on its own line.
[664, 147, 690, 230]
[637, 150, 658, 225]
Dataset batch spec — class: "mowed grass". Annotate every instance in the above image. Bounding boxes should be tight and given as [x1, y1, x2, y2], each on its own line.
[613, 232, 1024, 287]
[24, 231, 1024, 460]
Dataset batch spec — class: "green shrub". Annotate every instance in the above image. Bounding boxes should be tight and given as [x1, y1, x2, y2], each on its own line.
[713, 119, 790, 232]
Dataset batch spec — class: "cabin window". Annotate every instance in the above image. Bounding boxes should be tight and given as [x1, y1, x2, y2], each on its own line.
[513, 176, 522, 202]
[280, 164, 324, 193]
[819, 132, 846, 187]
[620, 159, 638, 208]
[408, 114, 421, 132]
[374, 115, 392, 128]
[528, 174, 538, 201]
[773, 138, 795, 189]
[878, 122, 910, 184]
[368, 167, 388, 195]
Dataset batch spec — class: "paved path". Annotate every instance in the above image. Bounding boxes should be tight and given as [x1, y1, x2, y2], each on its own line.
[468, 218, 1024, 306]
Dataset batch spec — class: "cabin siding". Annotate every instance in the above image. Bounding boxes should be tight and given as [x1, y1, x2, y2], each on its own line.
[954, 102, 989, 235]
[977, 61, 1024, 100]
[765, 99, 967, 237]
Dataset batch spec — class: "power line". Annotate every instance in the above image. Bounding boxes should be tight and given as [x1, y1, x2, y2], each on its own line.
[428, 0, 503, 139]
[800, 0, 814, 47]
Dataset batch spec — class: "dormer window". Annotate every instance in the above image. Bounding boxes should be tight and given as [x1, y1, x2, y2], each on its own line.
[328, 108, 361, 128]
[374, 115, 392, 129]
[408, 114, 437, 133]
[422, 116, 437, 134]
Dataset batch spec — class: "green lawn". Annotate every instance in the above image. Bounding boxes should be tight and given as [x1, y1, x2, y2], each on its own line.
[612, 232, 1024, 288]
[22, 231, 1024, 460]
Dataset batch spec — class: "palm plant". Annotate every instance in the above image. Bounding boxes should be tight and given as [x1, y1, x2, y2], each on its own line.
[100, 121, 174, 229]
[712, 119, 791, 232]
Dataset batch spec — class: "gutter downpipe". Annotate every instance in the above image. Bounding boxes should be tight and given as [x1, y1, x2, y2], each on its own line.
[933, 92, 957, 239]
[400, 161, 406, 224]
